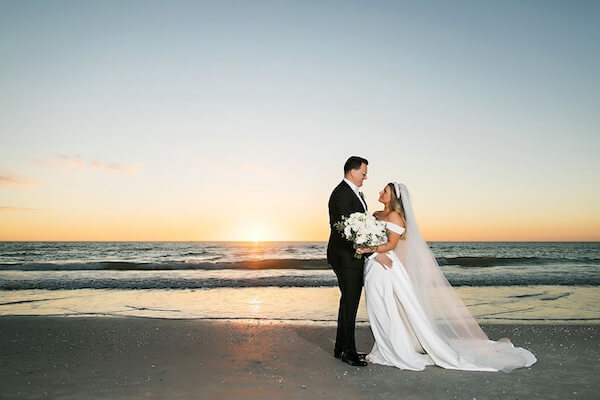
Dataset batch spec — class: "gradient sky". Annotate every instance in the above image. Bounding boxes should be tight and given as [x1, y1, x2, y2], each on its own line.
[1, 0, 599, 241]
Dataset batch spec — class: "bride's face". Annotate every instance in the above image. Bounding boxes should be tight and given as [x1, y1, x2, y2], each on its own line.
[378, 186, 391, 204]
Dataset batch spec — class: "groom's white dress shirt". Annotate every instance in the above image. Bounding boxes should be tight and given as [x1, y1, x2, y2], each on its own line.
[343, 178, 367, 211]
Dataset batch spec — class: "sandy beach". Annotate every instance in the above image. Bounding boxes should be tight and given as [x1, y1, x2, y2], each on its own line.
[1, 316, 598, 399]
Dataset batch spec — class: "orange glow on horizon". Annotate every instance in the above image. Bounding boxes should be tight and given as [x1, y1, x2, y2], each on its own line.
[0, 210, 598, 242]
[1, 185, 598, 242]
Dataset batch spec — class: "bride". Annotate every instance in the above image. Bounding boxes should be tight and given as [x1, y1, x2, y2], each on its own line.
[356, 182, 537, 372]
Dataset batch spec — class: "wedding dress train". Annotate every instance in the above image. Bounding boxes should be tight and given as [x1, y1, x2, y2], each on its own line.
[363, 189, 537, 372]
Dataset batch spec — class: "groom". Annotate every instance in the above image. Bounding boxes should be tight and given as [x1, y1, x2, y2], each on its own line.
[327, 156, 371, 367]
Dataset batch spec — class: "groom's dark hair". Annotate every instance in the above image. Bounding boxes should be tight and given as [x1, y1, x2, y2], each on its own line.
[344, 156, 368, 173]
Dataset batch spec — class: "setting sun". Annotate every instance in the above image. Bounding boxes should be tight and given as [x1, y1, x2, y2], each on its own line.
[226, 219, 287, 242]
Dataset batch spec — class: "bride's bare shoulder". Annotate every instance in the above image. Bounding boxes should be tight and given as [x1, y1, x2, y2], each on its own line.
[387, 211, 405, 226]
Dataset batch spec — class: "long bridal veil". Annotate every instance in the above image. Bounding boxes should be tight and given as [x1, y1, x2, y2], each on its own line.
[393, 183, 537, 372]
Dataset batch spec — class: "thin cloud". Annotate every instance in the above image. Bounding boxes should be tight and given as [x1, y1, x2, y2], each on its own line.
[32, 154, 85, 172]
[91, 160, 142, 175]
[0, 169, 39, 187]
[33, 154, 142, 175]
[58, 153, 85, 169]
[0, 206, 45, 211]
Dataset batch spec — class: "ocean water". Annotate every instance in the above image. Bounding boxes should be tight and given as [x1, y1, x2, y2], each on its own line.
[1, 241, 598, 323]
[0, 241, 598, 289]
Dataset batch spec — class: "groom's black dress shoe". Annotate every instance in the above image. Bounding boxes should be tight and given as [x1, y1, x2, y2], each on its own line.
[340, 351, 368, 367]
[335, 350, 367, 360]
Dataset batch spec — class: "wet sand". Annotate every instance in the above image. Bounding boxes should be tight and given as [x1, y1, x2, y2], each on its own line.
[0, 316, 598, 399]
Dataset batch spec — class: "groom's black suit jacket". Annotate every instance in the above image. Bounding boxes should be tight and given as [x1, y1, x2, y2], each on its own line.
[327, 181, 368, 269]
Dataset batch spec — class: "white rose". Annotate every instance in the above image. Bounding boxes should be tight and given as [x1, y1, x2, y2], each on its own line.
[344, 226, 352, 237]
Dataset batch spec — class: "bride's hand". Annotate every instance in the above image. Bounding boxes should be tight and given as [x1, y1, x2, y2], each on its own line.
[356, 246, 372, 254]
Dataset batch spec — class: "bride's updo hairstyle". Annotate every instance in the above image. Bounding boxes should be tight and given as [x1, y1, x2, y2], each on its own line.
[387, 183, 407, 240]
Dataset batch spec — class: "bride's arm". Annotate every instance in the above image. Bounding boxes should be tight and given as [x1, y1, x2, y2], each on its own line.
[372, 231, 402, 253]
[357, 212, 405, 254]
[357, 231, 401, 254]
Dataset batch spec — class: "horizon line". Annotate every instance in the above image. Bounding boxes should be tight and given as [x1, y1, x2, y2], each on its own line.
[1, 240, 598, 243]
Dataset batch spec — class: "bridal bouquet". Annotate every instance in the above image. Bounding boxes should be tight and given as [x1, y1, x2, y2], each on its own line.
[334, 212, 388, 258]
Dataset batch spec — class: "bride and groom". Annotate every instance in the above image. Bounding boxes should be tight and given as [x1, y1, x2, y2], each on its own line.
[327, 156, 537, 372]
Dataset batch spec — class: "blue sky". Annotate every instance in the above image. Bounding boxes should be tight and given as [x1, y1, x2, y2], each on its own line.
[1, 0, 598, 240]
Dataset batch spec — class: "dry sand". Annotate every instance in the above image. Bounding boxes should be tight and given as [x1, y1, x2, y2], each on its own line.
[0, 316, 598, 399]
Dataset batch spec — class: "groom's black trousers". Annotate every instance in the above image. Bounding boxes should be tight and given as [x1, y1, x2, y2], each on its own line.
[333, 266, 364, 355]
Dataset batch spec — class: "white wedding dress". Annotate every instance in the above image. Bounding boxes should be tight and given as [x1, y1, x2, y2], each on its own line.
[363, 185, 537, 373]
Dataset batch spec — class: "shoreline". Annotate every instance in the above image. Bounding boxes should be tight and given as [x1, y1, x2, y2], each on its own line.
[1, 316, 598, 399]
[2, 313, 599, 326]
[2, 286, 598, 324]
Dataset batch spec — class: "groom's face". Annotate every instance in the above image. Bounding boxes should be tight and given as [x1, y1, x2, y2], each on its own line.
[350, 163, 368, 187]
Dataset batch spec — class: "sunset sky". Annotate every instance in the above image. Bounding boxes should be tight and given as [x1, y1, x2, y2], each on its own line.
[1, 1, 598, 241]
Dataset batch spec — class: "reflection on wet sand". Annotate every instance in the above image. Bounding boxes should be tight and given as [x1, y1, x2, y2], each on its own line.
[0, 286, 598, 324]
